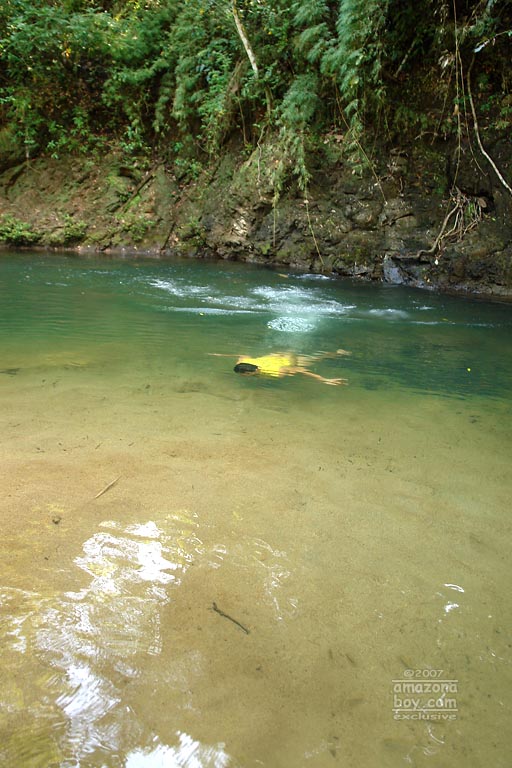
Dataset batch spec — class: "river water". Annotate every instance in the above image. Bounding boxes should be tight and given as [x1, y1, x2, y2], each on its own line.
[0, 252, 511, 768]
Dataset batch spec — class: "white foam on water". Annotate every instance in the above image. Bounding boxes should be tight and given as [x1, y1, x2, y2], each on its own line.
[208, 294, 262, 310]
[149, 278, 358, 321]
[168, 306, 255, 315]
[301, 300, 356, 316]
[368, 308, 409, 319]
[267, 317, 316, 332]
[252, 286, 356, 317]
[251, 285, 314, 301]
[296, 273, 332, 280]
[149, 278, 218, 300]
[410, 321, 449, 326]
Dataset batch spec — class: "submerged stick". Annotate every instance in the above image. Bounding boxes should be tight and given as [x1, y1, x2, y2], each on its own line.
[94, 476, 121, 499]
[212, 601, 250, 635]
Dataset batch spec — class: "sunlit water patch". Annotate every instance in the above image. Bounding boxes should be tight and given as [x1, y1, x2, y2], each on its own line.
[0, 514, 244, 765]
[1, 252, 511, 767]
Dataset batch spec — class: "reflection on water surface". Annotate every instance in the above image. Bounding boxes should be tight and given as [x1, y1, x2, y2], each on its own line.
[0, 253, 511, 767]
[1, 515, 233, 766]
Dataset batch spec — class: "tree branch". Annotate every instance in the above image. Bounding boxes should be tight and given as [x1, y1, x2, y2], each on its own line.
[467, 62, 512, 197]
[232, 2, 258, 78]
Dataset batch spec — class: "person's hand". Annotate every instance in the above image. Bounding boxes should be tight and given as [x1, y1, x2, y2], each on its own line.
[324, 377, 347, 386]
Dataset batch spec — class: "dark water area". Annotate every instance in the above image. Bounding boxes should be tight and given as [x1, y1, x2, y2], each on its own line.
[1, 252, 511, 767]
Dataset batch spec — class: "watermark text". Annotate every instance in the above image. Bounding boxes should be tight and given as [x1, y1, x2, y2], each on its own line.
[392, 670, 458, 721]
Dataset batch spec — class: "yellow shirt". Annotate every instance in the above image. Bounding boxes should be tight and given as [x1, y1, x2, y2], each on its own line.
[238, 354, 295, 377]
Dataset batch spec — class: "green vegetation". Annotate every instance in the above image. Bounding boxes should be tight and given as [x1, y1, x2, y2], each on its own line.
[0, 0, 511, 193]
[46, 215, 88, 245]
[0, 214, 40, 245]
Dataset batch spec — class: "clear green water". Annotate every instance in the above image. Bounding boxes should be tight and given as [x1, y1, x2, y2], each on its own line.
[1, 252, 511, 767]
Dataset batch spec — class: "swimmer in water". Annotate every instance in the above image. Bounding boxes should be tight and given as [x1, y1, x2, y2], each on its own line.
[209, 349, 350, 385]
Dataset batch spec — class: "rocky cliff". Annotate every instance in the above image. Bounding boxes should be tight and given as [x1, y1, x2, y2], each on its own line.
[1, 133, 511, 298]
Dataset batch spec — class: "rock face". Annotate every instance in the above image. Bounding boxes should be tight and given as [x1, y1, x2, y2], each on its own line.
[0, 135, 511, 298]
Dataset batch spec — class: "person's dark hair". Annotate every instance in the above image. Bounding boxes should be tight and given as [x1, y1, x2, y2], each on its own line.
[234, 362, 259, 374]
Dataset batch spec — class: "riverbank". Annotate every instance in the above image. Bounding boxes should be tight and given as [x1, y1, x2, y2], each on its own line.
[1, 251, 512, 767]
[1, 134, 511, 298]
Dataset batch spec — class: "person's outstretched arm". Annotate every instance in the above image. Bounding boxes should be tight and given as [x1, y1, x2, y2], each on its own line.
[207, 353, 244, 357]
[298, 370, 347, 386]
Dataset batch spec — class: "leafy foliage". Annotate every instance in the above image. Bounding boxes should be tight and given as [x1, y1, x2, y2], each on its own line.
[0, 0, 510, 184]
[0, 214, 40, 244]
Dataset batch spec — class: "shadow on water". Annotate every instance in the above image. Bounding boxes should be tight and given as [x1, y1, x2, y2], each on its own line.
[1, 252, 511, 767]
